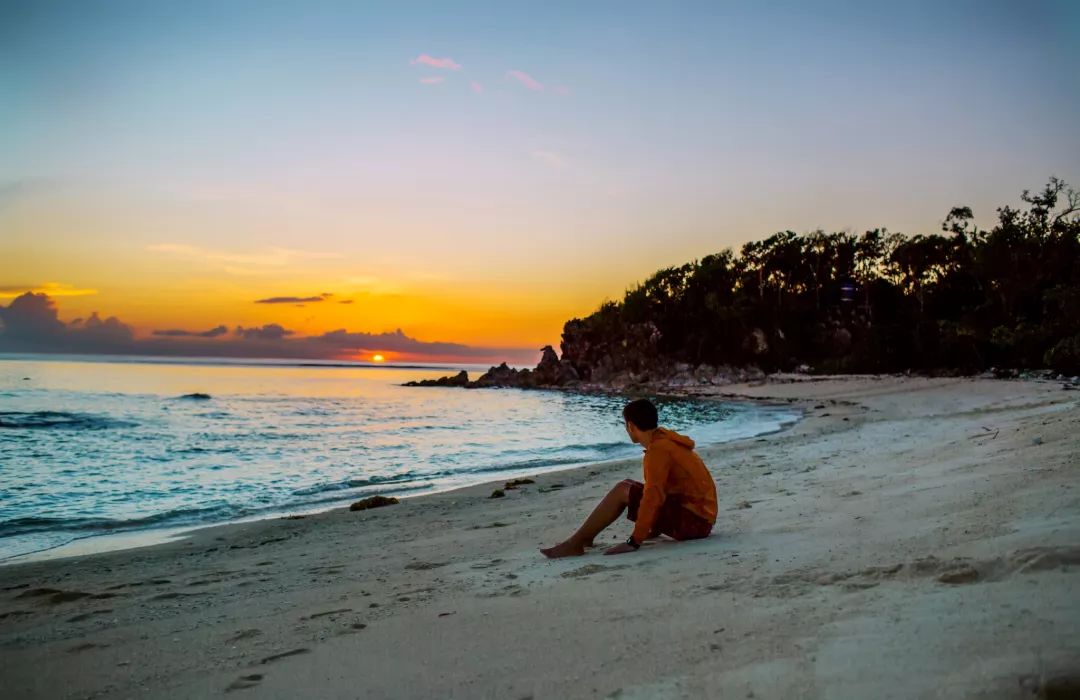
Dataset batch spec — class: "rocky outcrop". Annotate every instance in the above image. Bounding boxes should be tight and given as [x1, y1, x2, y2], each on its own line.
[403, 370, 470, 388]
[559, 318, 662, 382]
[472, 363, 527, 388]
[402, 343, 768, 393]
[403, 346, 585, 390]
[533, 346, 561, 385]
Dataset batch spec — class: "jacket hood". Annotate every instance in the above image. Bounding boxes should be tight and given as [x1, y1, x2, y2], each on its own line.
[652, 427, 695, 449]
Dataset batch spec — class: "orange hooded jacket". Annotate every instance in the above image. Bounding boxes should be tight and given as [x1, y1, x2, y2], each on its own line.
[632, 427, 718, 543]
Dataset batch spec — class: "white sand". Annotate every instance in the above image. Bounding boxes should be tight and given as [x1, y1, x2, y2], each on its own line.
[1, 376, 1078, 699]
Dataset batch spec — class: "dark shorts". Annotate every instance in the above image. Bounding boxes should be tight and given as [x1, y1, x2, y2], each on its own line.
[626, 480, 713, 541]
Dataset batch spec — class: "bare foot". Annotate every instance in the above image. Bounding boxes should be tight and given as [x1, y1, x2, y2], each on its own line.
[540, 541, 586, 558]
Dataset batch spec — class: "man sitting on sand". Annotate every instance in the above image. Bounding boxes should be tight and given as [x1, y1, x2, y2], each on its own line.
[541, 398, 717, 558]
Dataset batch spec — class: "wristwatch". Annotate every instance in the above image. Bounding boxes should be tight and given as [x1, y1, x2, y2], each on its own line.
[625, 535, 640, 550]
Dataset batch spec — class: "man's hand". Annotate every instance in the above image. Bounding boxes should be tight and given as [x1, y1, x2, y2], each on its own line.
[603, 542, 637, 556]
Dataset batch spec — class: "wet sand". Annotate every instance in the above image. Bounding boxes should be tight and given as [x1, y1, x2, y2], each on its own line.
[1, 376, 1078, 699]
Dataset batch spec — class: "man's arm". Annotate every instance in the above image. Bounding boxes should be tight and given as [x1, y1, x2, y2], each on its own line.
[631, 446, 671, 544]
[606, 451, 671, 554]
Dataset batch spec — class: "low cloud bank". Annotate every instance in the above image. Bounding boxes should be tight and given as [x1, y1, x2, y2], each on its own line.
[0, 293, 533, 363]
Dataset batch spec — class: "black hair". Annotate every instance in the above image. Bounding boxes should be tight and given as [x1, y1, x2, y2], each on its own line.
[623, 398, 658, 431]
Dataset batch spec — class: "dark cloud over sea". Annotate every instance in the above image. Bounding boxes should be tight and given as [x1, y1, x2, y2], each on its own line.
[152, 325, 229, 338]
[0, 292, 531, 362]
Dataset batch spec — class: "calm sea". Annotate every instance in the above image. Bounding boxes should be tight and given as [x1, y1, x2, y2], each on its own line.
[0, 355, 799, 561]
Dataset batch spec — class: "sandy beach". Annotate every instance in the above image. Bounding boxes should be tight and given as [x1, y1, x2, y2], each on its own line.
[1, 376, 1078, 699]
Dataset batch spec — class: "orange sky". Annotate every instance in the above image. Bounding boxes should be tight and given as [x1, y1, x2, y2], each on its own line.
[0, 181, 701, 361]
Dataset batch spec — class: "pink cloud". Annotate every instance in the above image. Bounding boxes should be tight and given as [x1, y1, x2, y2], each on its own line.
[419, 76, 445, 85]
[553, 85, 571, 96]
[506, 70, 544, 91]
[411, 54, 461, 70]
[470, 81, 484, 94]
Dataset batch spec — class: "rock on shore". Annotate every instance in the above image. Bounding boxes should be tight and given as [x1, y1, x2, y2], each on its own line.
[402, 345, 766, 392]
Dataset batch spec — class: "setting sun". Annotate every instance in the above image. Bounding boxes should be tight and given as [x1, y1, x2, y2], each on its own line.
[372, 354, 385, 363]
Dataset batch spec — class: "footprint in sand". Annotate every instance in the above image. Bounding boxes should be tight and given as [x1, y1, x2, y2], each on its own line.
[467, 522, 513, 530]
[469, 559, 504, 570]
[936, 565, 980, 584]
[404, 561, 450, 570]
[259, 648, 310, 665]
[227, 628, 262, 643]
[17, 588, 115, 605]
[306, 565, 345, 575]
[67, 609, 113, 622]
[334, 622, 368, 637]
[0, 610, 32, 621]
[477, 584, 529, 599]
[105, 579, 172, 591]
[226, 674, 264, 692]
[802, 545, 1080, 595]
[303, 608, 352, 620]
[17, 588, 66, 600]
[561, 564, 627, 579]
[151, 591, 203, 600]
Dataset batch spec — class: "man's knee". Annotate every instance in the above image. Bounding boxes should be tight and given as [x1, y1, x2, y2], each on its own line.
[611, 479, 634, 501]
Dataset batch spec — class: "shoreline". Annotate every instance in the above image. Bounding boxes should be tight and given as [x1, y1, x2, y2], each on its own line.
[1, 376, 1077, 698]
[1, 388, 802, 566]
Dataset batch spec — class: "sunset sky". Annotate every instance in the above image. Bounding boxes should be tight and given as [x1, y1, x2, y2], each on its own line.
[2, 1, 1078, 363]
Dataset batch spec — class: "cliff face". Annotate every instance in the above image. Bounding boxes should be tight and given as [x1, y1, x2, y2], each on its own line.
[559, 318, 662, 382]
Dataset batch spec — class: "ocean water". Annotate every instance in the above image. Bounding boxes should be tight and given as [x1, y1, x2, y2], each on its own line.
[0, 355, 800, 561]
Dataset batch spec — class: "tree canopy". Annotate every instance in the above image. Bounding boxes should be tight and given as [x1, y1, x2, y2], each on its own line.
[560, 178, 1080, 377]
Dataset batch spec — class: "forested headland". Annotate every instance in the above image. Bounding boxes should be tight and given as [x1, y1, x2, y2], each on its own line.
[556, 178, 1080, 381]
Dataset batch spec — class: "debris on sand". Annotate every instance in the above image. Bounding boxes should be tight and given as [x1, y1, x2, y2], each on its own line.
[504, 478, 535, 490]
[349, 496, 400, 511]
[489, 489, 506, 499]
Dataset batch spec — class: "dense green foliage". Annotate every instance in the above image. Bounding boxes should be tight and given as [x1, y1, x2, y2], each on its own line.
[561, 178, 1080, 377]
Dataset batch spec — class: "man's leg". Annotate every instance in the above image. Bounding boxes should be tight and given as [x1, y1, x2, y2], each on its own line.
[540, 480, 634, 559]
